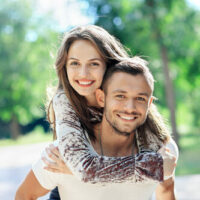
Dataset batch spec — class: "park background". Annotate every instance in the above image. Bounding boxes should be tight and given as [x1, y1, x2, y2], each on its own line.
[0, 0, 200, 199]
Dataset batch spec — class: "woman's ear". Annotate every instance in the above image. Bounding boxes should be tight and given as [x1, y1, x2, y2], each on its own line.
[95, 89, 105, 107]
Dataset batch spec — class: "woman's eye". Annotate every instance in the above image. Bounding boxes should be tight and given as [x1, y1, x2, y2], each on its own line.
[68, 61, 79, 67]
[71, 61, 79, 66]
[90, 62, 99, 66]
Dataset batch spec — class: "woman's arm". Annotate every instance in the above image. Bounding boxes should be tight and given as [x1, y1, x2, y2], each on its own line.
[156, 138, 179, 200]
[53, 90, 164, 183]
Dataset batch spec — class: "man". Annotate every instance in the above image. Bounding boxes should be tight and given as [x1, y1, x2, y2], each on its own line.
[15, 58, 178, 200]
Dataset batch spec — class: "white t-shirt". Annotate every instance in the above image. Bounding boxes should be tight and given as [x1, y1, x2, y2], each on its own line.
[32, 138, 178, 200]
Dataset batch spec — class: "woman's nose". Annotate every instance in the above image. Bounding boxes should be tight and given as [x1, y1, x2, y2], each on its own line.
[79, 64, 88, 76]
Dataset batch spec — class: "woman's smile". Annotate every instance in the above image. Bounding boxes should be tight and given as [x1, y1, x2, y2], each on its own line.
[76, 79, 95, 87]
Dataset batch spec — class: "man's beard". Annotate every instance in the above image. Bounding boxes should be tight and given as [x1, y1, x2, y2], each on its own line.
[105, 111, 137, 137]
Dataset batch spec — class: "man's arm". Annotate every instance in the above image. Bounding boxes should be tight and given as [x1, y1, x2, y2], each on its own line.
[15, 170, 49, 200]
[155, 177, 176, 200]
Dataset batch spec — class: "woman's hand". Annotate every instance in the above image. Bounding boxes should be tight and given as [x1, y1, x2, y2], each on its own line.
[42, 143, 72, 175]
[158, 147, 176, 178]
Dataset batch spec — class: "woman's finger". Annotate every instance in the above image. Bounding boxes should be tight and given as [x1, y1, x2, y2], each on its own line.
[43, 166, 61, 173]
[165, 147, 170, 152]
[42, 156, 58, 169]
[49, 144, 60, 157]
[45, 147, 60, 162]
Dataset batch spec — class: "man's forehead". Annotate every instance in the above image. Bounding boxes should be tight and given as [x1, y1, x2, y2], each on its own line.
[106, 72, 152, 96]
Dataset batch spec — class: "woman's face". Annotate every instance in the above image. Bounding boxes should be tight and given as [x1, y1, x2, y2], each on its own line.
[66, 39, 106, 98]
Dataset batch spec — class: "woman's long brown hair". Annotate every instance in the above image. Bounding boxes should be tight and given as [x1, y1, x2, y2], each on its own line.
[47, 25, 170, 144]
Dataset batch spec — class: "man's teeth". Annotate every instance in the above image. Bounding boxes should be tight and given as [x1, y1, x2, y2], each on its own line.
[78, 81, 93, 85]
[120, 115, 136, 120]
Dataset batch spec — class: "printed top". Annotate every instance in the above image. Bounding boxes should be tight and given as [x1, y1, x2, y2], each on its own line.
[53, 90, 164, 184]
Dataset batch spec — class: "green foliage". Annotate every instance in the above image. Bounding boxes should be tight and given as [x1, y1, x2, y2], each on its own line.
[0, 0, 58, 127]
[85, 0, 200, 138]
[176, 134, 200, 175]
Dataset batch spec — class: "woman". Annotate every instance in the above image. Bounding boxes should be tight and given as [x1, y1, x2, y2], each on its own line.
[15, 25, 173, 200]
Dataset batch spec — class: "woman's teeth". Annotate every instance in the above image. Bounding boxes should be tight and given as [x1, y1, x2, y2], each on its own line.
[78, 81, 93, 85]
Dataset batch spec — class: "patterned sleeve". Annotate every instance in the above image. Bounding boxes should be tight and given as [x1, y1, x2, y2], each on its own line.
[53, 90, 164, 184]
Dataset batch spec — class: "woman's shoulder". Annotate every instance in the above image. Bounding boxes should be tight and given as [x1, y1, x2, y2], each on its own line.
[52, 89, 74, 113]
[53, 89, 70, 104]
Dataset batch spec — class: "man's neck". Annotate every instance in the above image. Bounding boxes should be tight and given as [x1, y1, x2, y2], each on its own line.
[94, 122, 136, 157]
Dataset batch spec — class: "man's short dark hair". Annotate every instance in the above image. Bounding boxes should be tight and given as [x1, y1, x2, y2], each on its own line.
[102, 56, 155, 93]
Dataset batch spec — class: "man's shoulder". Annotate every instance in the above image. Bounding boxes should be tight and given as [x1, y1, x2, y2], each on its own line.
[165, 138, 179, 160]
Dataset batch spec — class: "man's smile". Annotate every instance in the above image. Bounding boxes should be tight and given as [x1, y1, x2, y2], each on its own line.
[116, 113, 138, 122]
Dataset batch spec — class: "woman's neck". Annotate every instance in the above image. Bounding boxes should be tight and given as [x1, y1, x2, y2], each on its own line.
[85, 93, 99, 107]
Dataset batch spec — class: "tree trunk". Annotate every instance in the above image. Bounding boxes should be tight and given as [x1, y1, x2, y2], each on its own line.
[10, 114, 21, 139]
[146, 0, 179, 146]
[160, 45, 179, 146]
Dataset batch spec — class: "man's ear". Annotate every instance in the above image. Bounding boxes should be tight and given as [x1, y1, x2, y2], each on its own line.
[95, 89, 105, 107]
[149, 96, 153, 107]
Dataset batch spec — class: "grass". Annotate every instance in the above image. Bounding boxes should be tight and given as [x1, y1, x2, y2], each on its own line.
[0, 128, 200, 176]
[175, 134, 200, 176]
[0, 127, 53, 147]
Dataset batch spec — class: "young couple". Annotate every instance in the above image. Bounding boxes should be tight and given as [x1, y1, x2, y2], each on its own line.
[15, 25, 178, 200]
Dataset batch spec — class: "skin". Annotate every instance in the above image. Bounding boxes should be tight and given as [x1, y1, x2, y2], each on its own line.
[102, 72, 153, 136]
[92, 72, 153, 157]
[15, 72, 176, 200]
[66, 39, 106, 106]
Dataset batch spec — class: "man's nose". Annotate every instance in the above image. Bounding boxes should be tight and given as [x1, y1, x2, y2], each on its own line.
[124, 99, 136, 111]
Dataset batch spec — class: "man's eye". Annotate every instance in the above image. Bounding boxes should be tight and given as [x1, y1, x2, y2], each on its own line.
[136, 97, 145, 101]
[116, 95, 125, 99]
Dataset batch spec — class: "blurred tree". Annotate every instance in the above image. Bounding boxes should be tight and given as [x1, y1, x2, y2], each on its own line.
[0, 0, 57, 139]
[85, 0, 200, 146]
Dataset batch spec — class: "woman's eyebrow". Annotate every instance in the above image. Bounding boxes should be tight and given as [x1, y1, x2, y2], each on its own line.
[67, 58, 103, 61]
[89, 58, 104, 62]
[67, 57, 79, 60]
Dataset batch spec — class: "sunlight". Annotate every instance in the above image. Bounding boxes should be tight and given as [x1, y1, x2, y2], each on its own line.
[35, 0, 93, 30]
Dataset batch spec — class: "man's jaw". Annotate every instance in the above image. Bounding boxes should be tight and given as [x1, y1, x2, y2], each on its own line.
[105, 114, 137, 137]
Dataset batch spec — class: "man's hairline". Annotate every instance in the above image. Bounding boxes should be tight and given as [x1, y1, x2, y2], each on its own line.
[102, 71, 154, 95]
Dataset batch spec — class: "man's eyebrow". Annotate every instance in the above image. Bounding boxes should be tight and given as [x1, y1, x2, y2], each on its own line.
[138, 92, 150, 97]
[112, 90, 127, 94]
[112, 90, 150, 97]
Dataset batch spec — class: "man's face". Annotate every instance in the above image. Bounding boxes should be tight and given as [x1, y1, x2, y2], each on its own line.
[103, 72, 153, 136]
